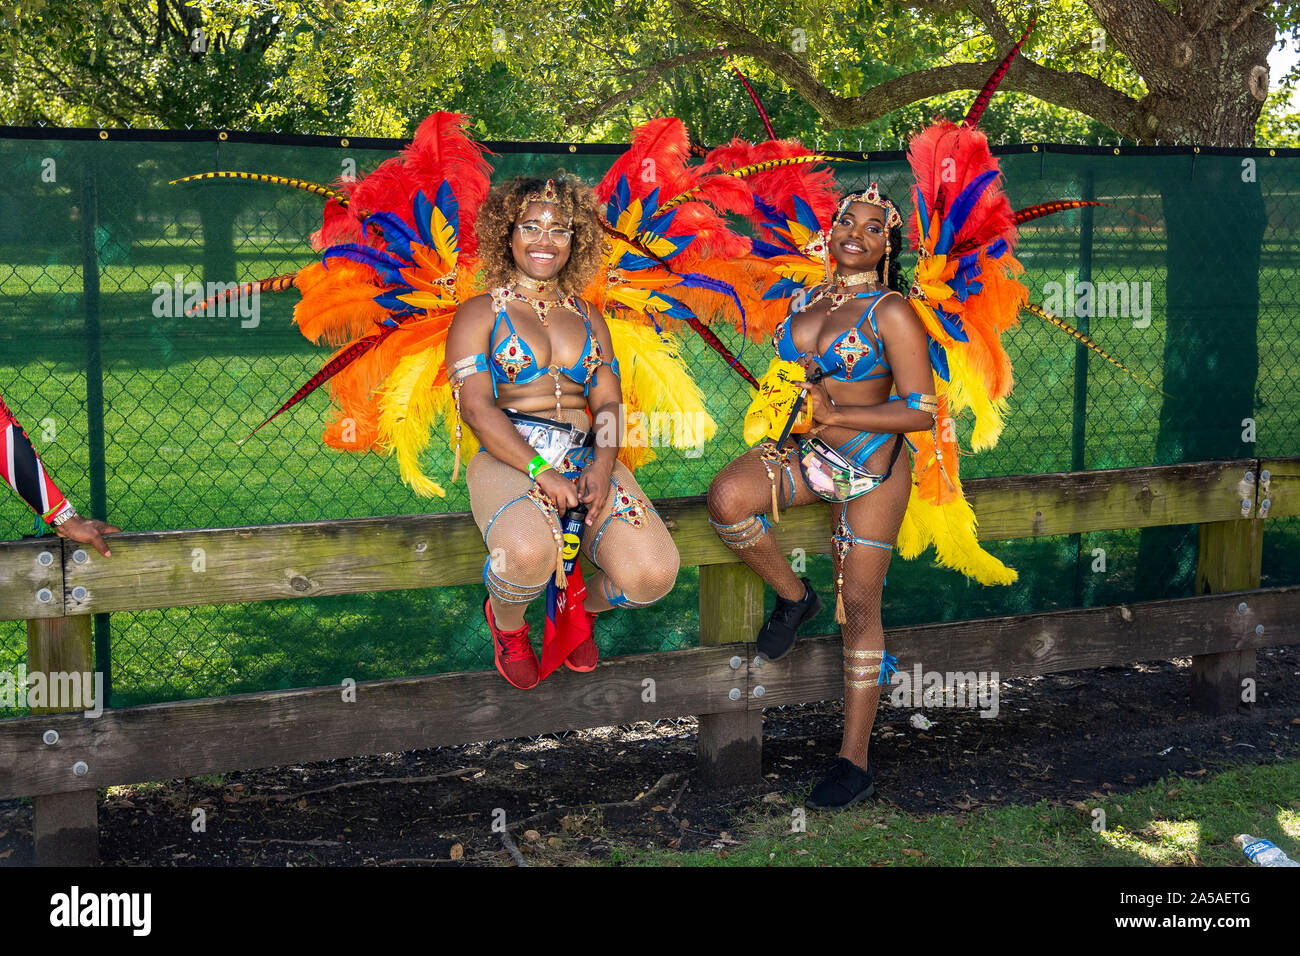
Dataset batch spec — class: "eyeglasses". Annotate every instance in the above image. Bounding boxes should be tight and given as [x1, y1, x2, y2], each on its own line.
[516, 223, 574, 245]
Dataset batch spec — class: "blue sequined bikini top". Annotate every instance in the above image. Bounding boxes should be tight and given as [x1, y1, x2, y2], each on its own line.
[773, 289, 899, 382]
[449, 289, 619, 399]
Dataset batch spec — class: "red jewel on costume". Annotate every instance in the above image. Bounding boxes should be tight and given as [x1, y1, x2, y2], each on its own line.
[609, 479, 646, 527]
[493, 332, 533, 382]
[833, 327, 871, 377]
[581, 340, 603, 382]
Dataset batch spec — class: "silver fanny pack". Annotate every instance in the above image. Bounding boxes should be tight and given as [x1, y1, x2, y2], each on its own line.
[504, 409, 593, 470]
[797, 434, 902, 502]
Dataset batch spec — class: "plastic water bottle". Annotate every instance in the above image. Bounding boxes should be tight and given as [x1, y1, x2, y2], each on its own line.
[1235, 834, 1300, 867]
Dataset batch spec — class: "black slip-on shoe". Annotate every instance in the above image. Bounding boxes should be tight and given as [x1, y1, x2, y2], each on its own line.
[805, 757, 876, 809]
[755, 577, 822, 662]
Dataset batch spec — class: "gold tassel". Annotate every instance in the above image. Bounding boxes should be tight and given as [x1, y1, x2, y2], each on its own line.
[452, 442, 461, 484]
[771, 479, 781, 523]
[553, 529, 567, 588]
[835, 586, 847, 625]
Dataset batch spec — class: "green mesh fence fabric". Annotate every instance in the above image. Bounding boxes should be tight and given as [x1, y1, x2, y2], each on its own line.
[1, 132, 1296, 706]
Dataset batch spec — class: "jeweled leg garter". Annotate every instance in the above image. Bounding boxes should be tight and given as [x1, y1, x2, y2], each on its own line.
[708, 513, 771, 551]
[842, 648, 900, 688]
[832, 511, 894, 625]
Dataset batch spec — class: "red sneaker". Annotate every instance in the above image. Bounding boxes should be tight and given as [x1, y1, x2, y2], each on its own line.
[564, 612, 600, 672]
[486, 598, 539, 689]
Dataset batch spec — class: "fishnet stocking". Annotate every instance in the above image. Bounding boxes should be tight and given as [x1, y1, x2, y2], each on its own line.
[469, 407, 678, 625]
[581, 461, 679, 612]
[832, 457, 911, 770]
[706, 442, 821, 601]
[468, 449, 561, 630]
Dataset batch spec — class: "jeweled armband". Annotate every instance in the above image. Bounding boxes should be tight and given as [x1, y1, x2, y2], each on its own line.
[448, 353, 491, 483]
[905, 392, 939, 414]
[448, 353, 490, 386]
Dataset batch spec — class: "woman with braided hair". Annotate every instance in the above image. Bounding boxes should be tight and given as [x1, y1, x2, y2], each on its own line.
[707, 186, 937, 808]
[445, 174, 680, 690]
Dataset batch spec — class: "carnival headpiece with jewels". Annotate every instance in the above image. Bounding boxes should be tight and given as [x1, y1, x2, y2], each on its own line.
[517, 178, 574, 227]
[834, 181, 902, 231]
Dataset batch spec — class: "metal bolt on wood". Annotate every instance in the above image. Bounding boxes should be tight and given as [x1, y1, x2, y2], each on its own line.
[729, 655, 742, 669]
[752, 685, 766, 698]
[37, 551, 53, 566]
[1237, 602, 1249, 614]
[1260, 498, 1271, 518]
[72, 549, 88, 564]
[71, 586, 88, 601]
[36, 588, 52, 603]
[72, 761, 88, 777]
[728, 688, 741, 701]
[42, 730, 58, 745]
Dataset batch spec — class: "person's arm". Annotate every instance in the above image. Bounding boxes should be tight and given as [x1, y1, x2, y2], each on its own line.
[799, 295, 937, 435]
[576, 303, 621, 526]
[445, 297, 580, 511]
[0, 391, 120, 556]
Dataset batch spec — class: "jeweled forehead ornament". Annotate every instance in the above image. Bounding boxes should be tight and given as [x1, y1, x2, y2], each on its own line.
[835, 181, 902, 231]
[517, 178, 574, 228]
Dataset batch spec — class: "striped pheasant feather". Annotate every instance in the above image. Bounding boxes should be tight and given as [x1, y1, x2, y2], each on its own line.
[184, 274, 298, 316]
[237, 323, 401, 444]
[1023, 303, 1166, 395]
[659, 155, 849, 212]
[170, 171, 347, 206]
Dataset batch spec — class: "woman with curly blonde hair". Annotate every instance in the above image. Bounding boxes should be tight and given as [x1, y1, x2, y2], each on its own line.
[445, 174, 680, 689]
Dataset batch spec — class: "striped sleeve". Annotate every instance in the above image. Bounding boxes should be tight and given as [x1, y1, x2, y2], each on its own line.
[0, 390, 72, 524]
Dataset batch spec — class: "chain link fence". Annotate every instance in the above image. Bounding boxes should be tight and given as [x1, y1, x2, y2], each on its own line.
[2, 131, 1296, 706]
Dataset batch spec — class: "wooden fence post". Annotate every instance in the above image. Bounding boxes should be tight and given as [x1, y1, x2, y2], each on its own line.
[1192, 512, 1262, 716]
[696, 563, 766, 789]
[27, 609, 99, 865]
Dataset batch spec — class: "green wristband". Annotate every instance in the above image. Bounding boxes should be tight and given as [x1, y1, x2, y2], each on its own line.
[528, 455, 552, 480]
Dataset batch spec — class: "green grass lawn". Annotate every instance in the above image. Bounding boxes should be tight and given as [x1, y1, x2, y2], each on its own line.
[601, 759, 1300, 867]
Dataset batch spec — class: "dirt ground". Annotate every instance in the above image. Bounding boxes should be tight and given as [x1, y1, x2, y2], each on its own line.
[3, 643, 1298, 866]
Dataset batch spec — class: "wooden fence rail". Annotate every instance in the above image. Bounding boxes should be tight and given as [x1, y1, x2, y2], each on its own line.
[1, 455, 1296, 864]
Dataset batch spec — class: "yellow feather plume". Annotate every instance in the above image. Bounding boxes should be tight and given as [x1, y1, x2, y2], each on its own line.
[896, 478, 1017, 585]
[608, 319, 718, 470]
[377, 348, 450, 498]
[943, 346, 1007, 452]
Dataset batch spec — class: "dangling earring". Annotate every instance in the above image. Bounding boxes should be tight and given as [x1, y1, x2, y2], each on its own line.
[882, 242, 891, 289]
[822, 239, 833, 285]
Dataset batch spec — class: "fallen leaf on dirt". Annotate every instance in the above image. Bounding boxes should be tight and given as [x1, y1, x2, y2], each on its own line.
[1167, 788, 1181, 798]
[524, 829, 541, 842]
[513, 762, 529, 770]
[903, 848, 923, 857]
[449, 843, 463, 860]
[296, 798, 307, 810]
[0, 849, 12, 860]
[547, 838, 562, 849]
[1187, 769, 1207, 776]
[761, 792, 784, 804]
[795, 849, 810, 855]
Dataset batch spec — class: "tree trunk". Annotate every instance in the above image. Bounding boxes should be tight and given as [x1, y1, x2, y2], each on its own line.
[1135, 160, 1266, 592]
[195, 188, 239, 287]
